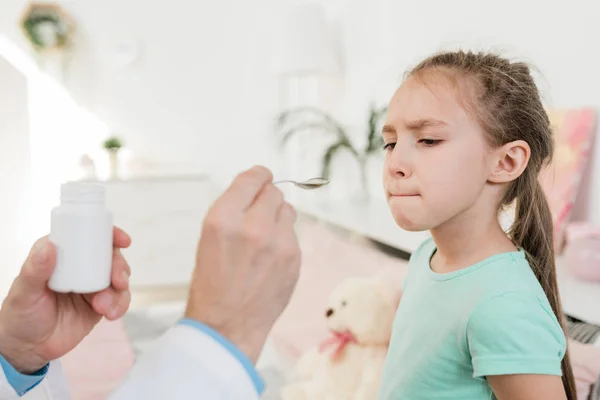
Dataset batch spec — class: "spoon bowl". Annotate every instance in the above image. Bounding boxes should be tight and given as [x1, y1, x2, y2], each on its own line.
[273, 177, 330, 190]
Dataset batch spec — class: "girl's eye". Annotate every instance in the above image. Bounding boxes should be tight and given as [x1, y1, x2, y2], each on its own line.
[419, 139, 441, 146]
[382, 143, 396, 151]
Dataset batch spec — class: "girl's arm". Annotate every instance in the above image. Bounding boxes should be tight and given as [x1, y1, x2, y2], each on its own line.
[488, 374, 566, 400]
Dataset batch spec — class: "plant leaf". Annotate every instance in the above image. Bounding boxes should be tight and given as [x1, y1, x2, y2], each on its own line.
[280, 122, 335, 148]
[275, 107, 348, 139]
[274, 107, 359, 159]
[365, 103, 378, 152]
[103, 135, 123, 150]
[364, 105, 388, 154]
[321, 141, 351, 178]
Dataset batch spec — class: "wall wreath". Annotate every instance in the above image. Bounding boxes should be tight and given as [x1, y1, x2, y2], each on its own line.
[20, 2, 75, 53]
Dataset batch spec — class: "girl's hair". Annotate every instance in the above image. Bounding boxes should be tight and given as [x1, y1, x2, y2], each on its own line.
[407, 50, 576, 399]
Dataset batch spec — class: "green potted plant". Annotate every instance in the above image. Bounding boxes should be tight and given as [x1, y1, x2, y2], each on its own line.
[103, 136, 123, 179]
[275, 103, 387, 194]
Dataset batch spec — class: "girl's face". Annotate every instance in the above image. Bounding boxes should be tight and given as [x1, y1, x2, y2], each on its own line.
[382, 73, 495, 232]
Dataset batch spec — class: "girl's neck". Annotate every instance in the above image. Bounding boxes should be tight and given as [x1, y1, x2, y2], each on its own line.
[429, 205, 517, 274]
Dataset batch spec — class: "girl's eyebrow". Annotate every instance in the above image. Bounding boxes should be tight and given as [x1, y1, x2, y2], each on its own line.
[405, 118, 448, 130]
[382, 118, 448, 134]
[382, 124, 396, 134]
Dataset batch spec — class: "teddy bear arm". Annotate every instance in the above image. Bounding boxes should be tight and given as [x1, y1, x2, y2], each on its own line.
[294, 347, 321, 379]
[352, 359, 385, 400]
[281, 382, 310, 400]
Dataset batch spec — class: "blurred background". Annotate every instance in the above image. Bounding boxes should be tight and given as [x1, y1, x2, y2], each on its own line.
[1, 1, 599, 398]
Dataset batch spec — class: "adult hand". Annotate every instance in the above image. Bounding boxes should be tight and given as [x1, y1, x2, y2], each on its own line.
[0, 227, 132, 374]
[185, 166, 302, 363]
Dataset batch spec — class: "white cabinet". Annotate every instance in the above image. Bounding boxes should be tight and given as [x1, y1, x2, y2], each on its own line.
[102, 175, 221, 287]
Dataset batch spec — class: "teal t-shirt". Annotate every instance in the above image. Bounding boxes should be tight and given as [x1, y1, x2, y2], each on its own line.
[378, 238, 566, 399]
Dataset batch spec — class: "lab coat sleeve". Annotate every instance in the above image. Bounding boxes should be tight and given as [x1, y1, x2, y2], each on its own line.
[1, 322, 264, 399]
[108, 323, 263, 400]
[0, 359, 70, 400]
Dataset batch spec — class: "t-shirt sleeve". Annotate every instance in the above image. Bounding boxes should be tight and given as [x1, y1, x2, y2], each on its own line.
[466, 291, 566, 379]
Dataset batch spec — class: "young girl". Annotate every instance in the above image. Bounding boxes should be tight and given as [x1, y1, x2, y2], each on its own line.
[377, 51, 576, 400]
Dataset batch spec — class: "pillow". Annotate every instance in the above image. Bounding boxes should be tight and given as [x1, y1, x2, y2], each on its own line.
[540, 108, 597, 253]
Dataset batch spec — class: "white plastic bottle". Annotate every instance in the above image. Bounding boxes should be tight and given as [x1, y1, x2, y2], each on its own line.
[48, 182, 113, 293]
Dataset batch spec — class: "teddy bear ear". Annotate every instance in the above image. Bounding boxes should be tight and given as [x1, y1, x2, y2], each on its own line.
[371, 272, 403, 290]
[370, 273, 403, 305]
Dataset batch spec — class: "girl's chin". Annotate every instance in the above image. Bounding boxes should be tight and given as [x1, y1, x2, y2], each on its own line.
[390, 211, 430, 232]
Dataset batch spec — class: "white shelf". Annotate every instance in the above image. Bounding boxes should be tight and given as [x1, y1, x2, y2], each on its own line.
[80, 173, 210, 183]
[290, 192, 430, 254]
[556, 257, 600, 326]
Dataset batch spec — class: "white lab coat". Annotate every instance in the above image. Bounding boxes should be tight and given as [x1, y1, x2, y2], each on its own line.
[0, 325, 260, 399]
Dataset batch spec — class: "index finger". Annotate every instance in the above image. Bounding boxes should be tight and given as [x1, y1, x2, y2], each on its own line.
[217, 166, 273, 212]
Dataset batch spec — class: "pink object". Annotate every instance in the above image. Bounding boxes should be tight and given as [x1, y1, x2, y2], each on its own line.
[269, 219, 408, 361]
[61, 319, 134, 400]
[568, 339, 600, 399]
[565, 222, 600, 282]
[318, 330, 358, 360]
[538, 108, 596, 253]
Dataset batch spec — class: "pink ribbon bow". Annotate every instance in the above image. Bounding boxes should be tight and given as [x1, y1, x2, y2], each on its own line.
[318, 330, 358, 360]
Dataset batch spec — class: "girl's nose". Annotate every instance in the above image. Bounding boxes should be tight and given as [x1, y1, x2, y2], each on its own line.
[386, 147, 411, 178]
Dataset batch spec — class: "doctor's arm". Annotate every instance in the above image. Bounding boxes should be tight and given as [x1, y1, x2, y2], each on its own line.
[109, 166, 301, 399]
[0, 166, 300, 399]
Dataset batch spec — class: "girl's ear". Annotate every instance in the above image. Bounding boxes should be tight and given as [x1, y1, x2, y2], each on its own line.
[488, 140, 531, 183]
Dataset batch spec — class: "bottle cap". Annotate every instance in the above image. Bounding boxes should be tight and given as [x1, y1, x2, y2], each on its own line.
[60, 182, 105, 203]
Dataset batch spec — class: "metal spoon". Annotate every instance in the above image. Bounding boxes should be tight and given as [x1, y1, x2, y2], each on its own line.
[273, 177, 330, 190]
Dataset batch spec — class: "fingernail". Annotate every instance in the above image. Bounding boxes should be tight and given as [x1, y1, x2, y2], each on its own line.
[108, 306, 119, 320]
[108, 301, 122, 319]
[34, 243, 49, 265]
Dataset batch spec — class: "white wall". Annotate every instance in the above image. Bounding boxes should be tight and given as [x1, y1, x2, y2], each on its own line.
[335, 0, 600, 223]
[0, 54, 30, 295]
[0, 0, 598, 222]
[0, 0, 287, 181]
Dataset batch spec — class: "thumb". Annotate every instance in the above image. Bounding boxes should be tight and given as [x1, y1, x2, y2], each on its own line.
[18, 237, 56, 293]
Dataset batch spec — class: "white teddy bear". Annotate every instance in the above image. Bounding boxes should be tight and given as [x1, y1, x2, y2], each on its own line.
[281, 275, 401, 400]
